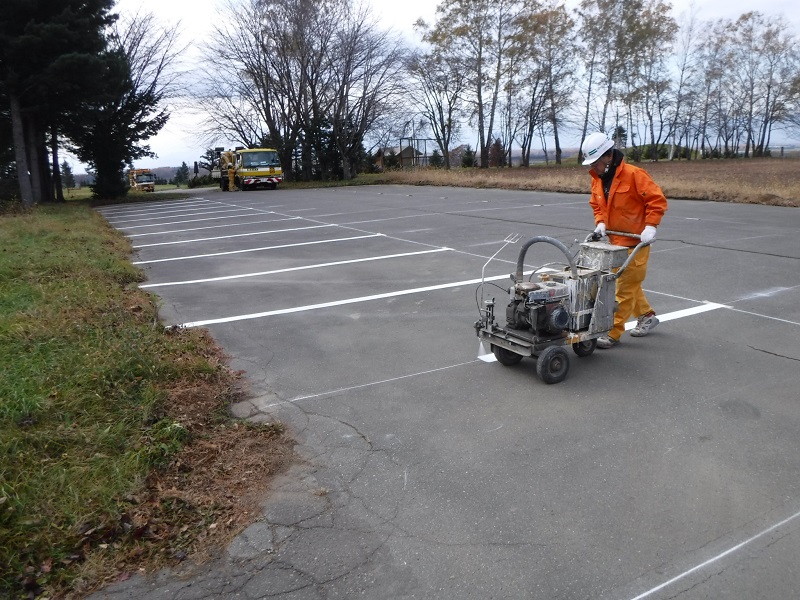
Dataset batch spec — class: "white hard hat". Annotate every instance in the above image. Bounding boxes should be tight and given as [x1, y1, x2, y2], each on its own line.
[581, 132, 614, 165]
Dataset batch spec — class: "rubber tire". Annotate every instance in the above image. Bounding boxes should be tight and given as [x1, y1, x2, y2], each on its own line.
[536, 346, 570, 384]
[268, 182, 277, 190]
[572, 339, 597, 357]
[492, 345, 523, 366]
[221, 178, 229, 191]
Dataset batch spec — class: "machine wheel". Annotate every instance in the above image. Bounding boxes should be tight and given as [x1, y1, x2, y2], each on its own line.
[221, 178, 229, 191]
[572, 339, 597, 357]
[268, 182, 277, 190]
[492, 345, 523, 366]
[536, 346, 570, 384]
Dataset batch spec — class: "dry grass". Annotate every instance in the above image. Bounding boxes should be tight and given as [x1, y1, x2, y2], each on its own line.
[370, 158, 800, 208]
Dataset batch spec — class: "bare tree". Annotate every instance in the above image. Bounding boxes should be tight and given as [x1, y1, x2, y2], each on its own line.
[328, 5, 407, 179]
[406, 51, 466, 169]
[418, 0, 526, 168]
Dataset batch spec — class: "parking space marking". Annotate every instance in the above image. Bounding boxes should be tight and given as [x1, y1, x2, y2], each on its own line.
[725, 307, 800, 327]
[122, 211, 271, 230]
[178, 273, 520, 327]
[132, 234, 383, 265]
[624, 302, 727, 330]
[627, 507, 800, 600]
[133, 224, 336, 248]
[106, 207, 259, 225]
[100, 201, 225, 219]
[140, 248, 451, 288]
[263, 361, 480, 409]
[97, 198, 213, 214]
[128, 217, 302, 238]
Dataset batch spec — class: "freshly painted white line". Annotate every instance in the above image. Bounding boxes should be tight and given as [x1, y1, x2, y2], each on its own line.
[132, 233, 382, 264]
[179, 273, 523, 327]
[623, 302, 728, 330]
[127, 217, 301, 238]
[121, 211, 270, 230]
[133, 224, 335, 248]
[183, 292, 728, 330]
[627, 507, 800, 600]
[140, 248, 450, 288]
[263, 361, 480, 408]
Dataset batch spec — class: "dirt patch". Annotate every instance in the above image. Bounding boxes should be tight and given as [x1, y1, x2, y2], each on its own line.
[64, 363, 294, 598]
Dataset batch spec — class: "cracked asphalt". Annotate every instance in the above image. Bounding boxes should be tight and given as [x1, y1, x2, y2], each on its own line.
[91, 185, 800, 599]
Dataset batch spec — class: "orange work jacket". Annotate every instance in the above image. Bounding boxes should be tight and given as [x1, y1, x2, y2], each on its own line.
[589, 159, 668, 247]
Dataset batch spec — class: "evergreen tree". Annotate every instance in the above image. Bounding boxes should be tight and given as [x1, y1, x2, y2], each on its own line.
[0, 0, 116, 205]
[60, 161, 76, 188]
[174, 162, 190, 185]
[429, 149, 444, 168]
[461, 146, 477, 168]
[67, 13, 179, 198]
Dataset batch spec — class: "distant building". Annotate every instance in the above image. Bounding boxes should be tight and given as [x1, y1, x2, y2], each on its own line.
[375, 146, 423, 170]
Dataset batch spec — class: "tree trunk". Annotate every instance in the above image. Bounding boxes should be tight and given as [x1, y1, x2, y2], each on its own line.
[24, 116, 44, 204]
[37, 128, 54, 203]
[51, 125, 66, 202]
[9, 93, 35, 207]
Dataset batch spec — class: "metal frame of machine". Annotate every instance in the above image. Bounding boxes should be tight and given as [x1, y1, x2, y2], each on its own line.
[474, 231, 649, 384]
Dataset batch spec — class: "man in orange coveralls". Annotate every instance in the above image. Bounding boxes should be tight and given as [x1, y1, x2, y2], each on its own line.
[581, 132, 669, 349]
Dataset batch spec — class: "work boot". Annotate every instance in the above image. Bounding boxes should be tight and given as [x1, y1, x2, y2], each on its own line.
[630, 311, 659, 337]
[596, 335, 619, 349]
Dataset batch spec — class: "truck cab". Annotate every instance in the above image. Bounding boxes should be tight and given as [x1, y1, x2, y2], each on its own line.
[129, 169, 155, 192]
[213, 147, 283, 191]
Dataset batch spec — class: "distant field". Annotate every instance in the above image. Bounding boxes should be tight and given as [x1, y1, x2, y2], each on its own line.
[371, 158, 800, 207]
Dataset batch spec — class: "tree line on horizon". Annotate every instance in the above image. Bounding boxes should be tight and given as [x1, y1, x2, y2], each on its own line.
[211, 0, 798, 177]
[2, 0, 799, 204]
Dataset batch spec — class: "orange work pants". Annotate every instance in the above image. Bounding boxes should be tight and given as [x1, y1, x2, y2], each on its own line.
[610, 245, 652, 340]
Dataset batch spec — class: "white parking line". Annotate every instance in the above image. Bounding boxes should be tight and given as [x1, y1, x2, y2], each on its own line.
[627, 507, 800, 600]
[140, 248, 451, 288]
[106, 207, 257, 225]
[624, 302, 727, 330]
[178, 274, 518, 327]
[100, 201, 222, 218]
[127, 216, 302, 238]
[132, 234, 383, 264]
[263, 361, 481, 409]
[97, 198, 213, 214]
[133, 224, 336, 248]
[122, 211, 265, 230]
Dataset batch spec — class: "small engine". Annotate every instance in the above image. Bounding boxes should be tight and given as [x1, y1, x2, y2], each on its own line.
[506, 280, 571, 336]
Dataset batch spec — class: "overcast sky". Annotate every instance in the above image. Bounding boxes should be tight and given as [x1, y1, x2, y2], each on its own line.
[74, 0, 799, 171]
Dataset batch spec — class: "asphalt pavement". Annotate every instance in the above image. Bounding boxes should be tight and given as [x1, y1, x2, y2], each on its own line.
[90, 184, 800, 599]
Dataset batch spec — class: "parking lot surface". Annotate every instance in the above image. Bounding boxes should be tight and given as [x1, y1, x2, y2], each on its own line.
[92, 185, 800, 599]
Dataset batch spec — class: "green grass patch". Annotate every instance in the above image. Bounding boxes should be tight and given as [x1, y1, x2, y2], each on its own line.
[0, 204, 235, 596]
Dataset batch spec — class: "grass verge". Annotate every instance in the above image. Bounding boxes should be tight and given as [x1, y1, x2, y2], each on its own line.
[0, 204, 292, 598]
